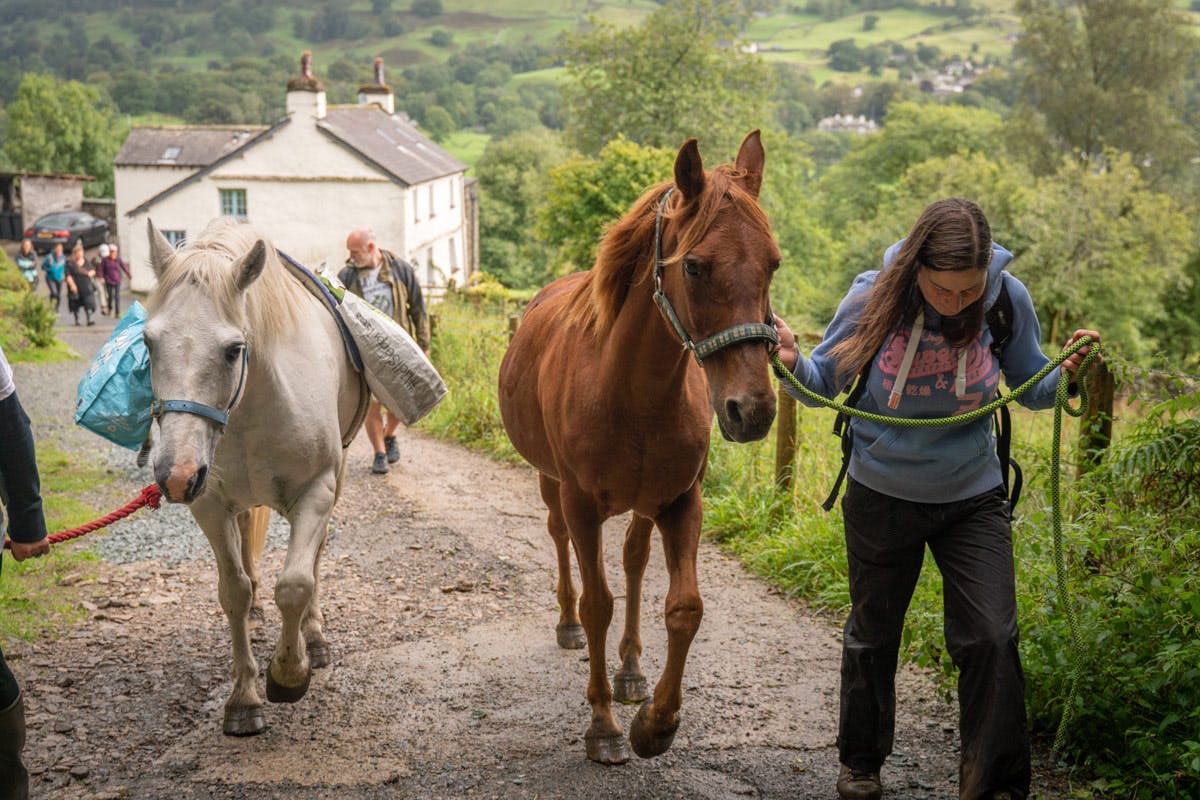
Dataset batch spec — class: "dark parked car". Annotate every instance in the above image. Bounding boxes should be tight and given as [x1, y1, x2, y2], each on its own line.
[24, 211, 109, 254]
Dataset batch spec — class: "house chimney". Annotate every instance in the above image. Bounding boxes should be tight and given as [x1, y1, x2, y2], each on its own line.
[357, 57, 395, 114]
[287, 50, 326, 119]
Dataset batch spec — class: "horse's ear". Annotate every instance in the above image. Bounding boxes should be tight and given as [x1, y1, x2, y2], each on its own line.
[233, 240, 268, 292]
[674, 138, 705, 202]
[147, 219, 174, 278]
[734, 130, 765, 198]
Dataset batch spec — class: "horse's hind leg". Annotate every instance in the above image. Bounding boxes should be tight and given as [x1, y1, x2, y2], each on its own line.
[630, 486, 704, 759]
[193, 499, 264, 736]
[540, 473, 584, 649]
[238, 506, 270, 622]
[560, 484, 629, 765]
[303, 534, 331, 669]
[614, 514, 652, 704]
[267, 476, 336, 704]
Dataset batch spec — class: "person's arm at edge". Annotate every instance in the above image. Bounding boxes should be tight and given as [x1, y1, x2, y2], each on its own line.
[0, 390, 50, 561]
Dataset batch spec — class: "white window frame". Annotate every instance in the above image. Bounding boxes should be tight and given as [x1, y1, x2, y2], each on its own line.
[220, 188, 247, 219]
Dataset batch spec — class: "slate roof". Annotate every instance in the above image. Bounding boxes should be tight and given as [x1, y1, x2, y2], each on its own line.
[319, 105, 466, 186]
[115, 126, 270, 167]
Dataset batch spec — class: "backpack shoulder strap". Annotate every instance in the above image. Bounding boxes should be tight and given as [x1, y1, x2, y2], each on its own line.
[822, 364, 870, 512]
[985, 278, 1013, 358]
[985, 277, 1022, 512]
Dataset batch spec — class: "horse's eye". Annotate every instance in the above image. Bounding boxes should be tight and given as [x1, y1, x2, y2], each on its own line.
[771, 259, 781, 274]
[683, 256, 703, 278]
[225, 344, 244, 364]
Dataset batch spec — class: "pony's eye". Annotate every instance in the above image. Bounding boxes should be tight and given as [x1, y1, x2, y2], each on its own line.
[225, 344, 244, 364]
[683, 256, 703, 278]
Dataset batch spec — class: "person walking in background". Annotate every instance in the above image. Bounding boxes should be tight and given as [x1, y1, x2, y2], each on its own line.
[64, 242, 97, 326]
[91, 244, 110, 316]
[40, 242, 66, 311]
[14, 238, 38, 292]
[773, 198, 1100, 800]
[339, 226, 431, 475]
[97, 242, 131, 318]
[0, 342, 51, 800]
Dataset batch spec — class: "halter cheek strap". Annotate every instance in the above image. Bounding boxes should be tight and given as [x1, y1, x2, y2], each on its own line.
[149, 346, 249, 431]
[652, 186, 779, 364]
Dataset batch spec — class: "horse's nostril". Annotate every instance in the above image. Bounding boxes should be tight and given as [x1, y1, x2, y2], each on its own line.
[186, 465, 209, 501]
[725, 398, 745, 429]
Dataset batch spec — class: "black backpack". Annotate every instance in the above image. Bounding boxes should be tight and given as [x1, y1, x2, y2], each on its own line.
[821, 282, 1023, 512]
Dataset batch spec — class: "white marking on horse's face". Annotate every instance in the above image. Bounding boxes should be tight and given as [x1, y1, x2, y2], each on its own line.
[144, 281, 248, 503]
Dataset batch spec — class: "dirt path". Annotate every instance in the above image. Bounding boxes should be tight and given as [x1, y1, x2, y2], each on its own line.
[10, 326, 1068, 799]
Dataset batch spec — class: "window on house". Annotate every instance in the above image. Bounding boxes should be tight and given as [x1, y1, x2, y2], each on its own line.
[448, 237, 457, 269]
[425, 248, 434, 285]
[449, 180, 455, 209]
[428, 184, 435, 217]
[220, 189, 247, 219]
[413, 191, 419, 223]
[163, 230, 187, 248]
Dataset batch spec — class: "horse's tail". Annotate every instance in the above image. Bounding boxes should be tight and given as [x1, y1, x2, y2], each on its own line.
[244, 505, 270, 565]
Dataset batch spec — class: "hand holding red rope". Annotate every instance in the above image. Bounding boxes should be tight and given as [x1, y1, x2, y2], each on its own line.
[3, 484, 162, 552]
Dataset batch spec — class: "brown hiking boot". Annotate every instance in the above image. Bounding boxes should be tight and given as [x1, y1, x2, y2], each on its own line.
[837, 763, 882, 800]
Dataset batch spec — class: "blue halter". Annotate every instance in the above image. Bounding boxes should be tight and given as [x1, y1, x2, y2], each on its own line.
[149, 345, 248, 431]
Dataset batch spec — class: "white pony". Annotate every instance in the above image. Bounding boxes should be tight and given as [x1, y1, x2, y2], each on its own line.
[143, 218, 367, 735]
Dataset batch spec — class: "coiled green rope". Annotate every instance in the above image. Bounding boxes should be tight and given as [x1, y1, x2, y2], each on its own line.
[769, 335, 1101, 750]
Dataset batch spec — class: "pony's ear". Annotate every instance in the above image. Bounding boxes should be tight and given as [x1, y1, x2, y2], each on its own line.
[674, 138, 705, 202]
[734, 130, 765, 199]
[233, 240, 268, 292]
[147, 219, 174, 278]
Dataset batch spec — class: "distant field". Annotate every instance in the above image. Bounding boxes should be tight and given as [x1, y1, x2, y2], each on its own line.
[441, 130, 491, 173]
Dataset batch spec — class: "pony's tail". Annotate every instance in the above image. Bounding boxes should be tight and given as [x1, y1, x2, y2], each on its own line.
[243, 505, 270, 566]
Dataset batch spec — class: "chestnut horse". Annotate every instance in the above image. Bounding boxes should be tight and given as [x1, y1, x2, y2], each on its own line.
[498, 132, 781, 764]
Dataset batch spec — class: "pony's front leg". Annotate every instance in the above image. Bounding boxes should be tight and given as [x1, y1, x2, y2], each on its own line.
[630, 485, 704, 759]
[540, 473, 584, 649]
[267, 478, 336, 703]
[614, 514, 653, 704]
[560, 486, 628, 765]
[193, 499, 264, 735]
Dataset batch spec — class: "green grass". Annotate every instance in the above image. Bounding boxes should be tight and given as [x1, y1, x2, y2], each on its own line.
[440, 130, 490, 173]
[0, 445, 111, 641]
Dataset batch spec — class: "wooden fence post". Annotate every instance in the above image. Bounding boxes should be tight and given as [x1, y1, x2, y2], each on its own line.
[429, 312, 439, 344]
[507, 314, 521, 341]
[775, 385, 798, 489]
[1077, 360, 1114, 478]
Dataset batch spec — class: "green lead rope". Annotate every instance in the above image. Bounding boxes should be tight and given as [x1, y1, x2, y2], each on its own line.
[769, 336, 1101, 751]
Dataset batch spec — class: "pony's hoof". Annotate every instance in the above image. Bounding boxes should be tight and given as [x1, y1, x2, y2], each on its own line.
[629, 701, 678, 759]
[308, 640, 332, 669]
[556, 623, 586, 650]
[223, 706, 266, 736]
[613, 669, 649, 704]
[265, 668, 311, 703]
[585, 732, 631, 765]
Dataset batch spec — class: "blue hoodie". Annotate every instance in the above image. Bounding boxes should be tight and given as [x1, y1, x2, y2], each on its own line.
[785, 241, 1065, 504]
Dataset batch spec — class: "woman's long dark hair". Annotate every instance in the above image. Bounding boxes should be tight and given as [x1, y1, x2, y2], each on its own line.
[829, 197, 992, 379]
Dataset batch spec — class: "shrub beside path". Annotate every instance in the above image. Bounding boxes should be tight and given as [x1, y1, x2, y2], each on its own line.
[8, 320, 1070, 799]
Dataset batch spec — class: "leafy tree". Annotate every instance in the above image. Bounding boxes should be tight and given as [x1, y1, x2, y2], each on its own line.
[3, 73, 123, 197]
[1013, 0, 1197, 173]
[559, 0, 773, 157]
[475, 129, 572, 288]
[421, 105, 455, 142]
[536, 137, 674, 275]
[815, 101, 1006, 233]
[1014, 152, 1191, 360]
[411, 0, 442, 17]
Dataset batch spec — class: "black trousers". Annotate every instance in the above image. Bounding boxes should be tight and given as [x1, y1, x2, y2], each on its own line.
[105, 283, 121, 316]
[838, 478, 1030, 800]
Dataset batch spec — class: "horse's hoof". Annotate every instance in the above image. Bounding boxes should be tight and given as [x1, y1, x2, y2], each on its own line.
[613, 669, 649, 704]
[556, 623, 586, 650]
[265, 668, 311, 703]
[223, 706, 266, 736]
[585, 732, 631, 765]
[629, 701, 678, 759]
[308, 641, 332, 669]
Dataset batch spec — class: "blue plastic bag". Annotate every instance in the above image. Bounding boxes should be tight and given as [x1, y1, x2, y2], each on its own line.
[75, 302, 153, 450]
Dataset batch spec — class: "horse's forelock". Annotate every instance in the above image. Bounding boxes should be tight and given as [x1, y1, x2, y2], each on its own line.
[146, 219, 306, 348]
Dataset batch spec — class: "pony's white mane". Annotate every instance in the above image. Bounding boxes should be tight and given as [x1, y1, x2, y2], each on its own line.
[147, 218, 310, 349]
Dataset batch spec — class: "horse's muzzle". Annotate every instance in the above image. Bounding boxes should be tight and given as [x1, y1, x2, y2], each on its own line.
[718, 392, 776, 443]
[157, 462, 209, 504]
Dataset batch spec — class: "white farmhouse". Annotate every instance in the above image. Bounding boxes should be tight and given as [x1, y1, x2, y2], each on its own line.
[114, 53, 476, 294]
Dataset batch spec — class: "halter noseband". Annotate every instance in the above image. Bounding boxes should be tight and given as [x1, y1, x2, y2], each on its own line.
[149, 345, 249, 431]
[652, 186, 779, 364]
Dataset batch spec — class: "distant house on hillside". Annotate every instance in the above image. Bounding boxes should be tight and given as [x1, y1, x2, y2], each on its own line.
[114, 53, 476, 295]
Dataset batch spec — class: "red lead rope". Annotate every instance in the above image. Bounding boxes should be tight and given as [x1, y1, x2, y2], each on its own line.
[3, 484, 162, 550]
